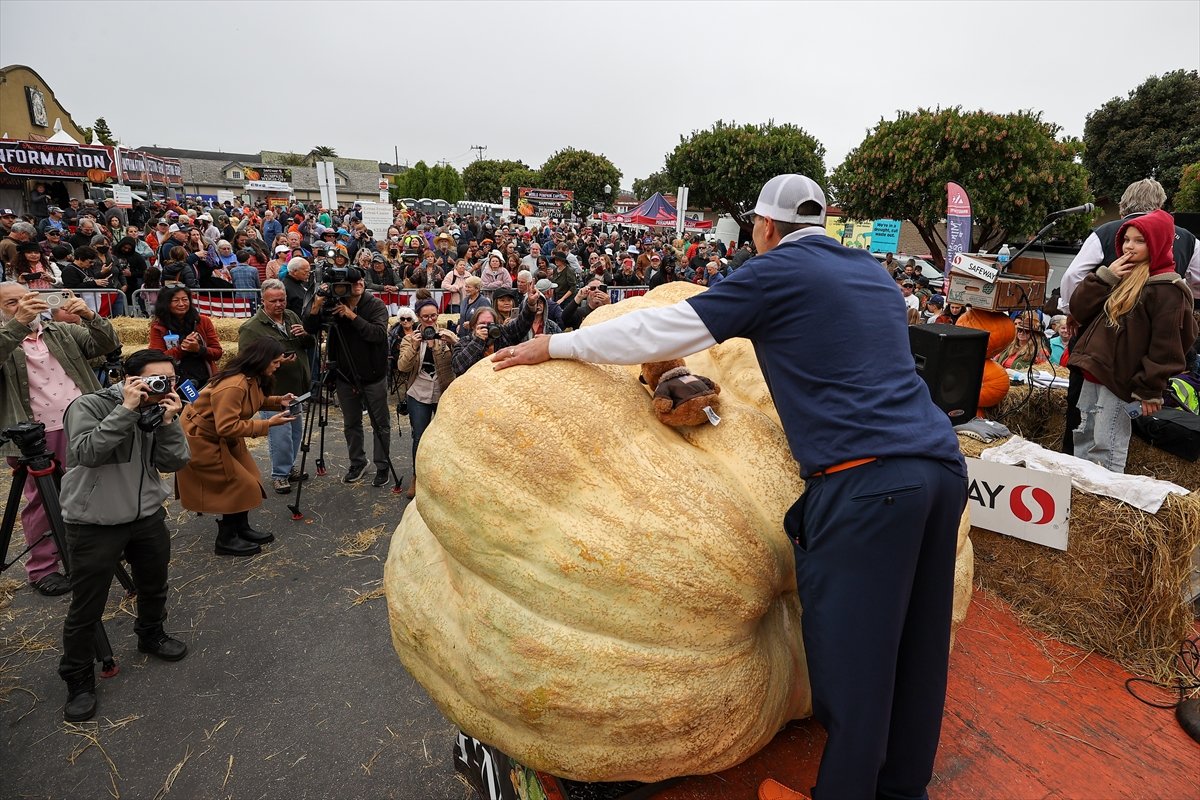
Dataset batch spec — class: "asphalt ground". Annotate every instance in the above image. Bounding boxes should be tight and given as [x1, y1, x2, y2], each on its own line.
[0, 411, 472, 800]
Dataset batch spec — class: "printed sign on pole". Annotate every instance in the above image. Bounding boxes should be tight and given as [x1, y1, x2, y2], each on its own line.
[965, 458, 1070, 550]
[358, 202, 394, 241]
[110, 184, 133, 209]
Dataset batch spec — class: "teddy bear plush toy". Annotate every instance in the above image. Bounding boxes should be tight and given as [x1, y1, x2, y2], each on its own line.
[639, 359, 722, 427]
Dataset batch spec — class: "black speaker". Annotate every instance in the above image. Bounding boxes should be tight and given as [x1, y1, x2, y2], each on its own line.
[909, 323, 989, 425]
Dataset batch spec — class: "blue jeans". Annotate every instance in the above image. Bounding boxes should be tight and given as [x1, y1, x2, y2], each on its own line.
[1072, 381, 1132, 473]
[260, 407, 304, 479]
[407, 395, 436, 475]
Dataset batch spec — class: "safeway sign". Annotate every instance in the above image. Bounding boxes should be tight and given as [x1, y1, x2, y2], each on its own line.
[965, 458, 1070, 550]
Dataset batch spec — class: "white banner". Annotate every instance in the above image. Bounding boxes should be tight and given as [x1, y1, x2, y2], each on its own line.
[358, 201, 394, 241]
[111, 184, 132, 209]
[965, 458, 1071, 550]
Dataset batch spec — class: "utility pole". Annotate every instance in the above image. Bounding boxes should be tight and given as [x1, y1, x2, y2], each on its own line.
[470, 145, 487, 162]
[394, 145, 398, 166]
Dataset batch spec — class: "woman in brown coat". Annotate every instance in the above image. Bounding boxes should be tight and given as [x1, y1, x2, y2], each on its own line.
[177, 338, 298, 556]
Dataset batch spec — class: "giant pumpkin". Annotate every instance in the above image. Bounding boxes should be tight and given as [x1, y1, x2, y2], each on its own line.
[384, 282, 974, 782]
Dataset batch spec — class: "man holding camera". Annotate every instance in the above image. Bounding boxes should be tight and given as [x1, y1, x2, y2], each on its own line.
[239, 280, 315, 494]
[0, 284, 120, 595]
[57, 348, 189, 721]
[304, 267, 393, 486]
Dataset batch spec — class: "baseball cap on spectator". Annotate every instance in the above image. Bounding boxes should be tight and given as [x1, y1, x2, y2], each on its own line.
[48, 205, 63, 214]
[321, 229, 337, 238]
[743, 173, 827, 224]
[604, 247, 613, 256]
[535, 278, 557, 292]
[156, 218, 168, 226]
[902, 280, 915, 288]
[198, 213, 213, 222]
[168, 223, 183, 233]
[274, 245, 291, 255]
[927, 294, 945, 308]
[493, 287, 520, 302]
[45, 228, 62, 236]
[371, 252, 386, 263]
[0, 209, 15, 217]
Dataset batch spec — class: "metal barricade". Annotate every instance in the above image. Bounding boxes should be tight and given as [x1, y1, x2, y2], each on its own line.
[35, 288, 129, 318]
[609, 285, 650, 304]
[132, 287, 260, 318]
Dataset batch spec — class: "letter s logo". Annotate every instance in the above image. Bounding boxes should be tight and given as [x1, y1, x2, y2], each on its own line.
[1010, 485, 1055, 525]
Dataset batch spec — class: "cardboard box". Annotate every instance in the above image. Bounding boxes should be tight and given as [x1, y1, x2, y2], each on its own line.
[946, 253, 1047, 312]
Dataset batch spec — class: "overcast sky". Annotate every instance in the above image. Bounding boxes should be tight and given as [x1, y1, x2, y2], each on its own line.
[2, 1, 1197, 189]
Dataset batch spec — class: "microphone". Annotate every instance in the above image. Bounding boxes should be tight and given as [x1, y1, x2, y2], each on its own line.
[1048, 203, 1095, 219]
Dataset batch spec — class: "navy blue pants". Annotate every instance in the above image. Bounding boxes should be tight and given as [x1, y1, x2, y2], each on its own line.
[786, 456, 967, 800]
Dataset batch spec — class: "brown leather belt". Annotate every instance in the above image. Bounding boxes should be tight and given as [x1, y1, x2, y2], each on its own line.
[809, 457, 878, 478]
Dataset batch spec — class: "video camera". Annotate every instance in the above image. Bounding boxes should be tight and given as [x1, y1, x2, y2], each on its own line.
[316, 265, 359, 306]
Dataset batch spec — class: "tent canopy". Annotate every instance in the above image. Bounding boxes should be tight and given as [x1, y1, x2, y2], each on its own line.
[601, 192, 712, 229]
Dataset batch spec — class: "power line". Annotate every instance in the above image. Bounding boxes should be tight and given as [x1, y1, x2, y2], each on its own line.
[469, 144, 487, 161]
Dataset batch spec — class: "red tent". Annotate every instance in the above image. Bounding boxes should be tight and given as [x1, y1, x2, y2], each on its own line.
[601, 192, 712, 229]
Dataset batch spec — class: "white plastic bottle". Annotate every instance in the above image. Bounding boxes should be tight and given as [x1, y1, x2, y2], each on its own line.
[997, 244, 1011, 266]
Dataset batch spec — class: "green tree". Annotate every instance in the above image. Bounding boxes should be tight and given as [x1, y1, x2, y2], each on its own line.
[397, 160, 432, 198]
[91, 117, 117, 146]
[831, 108, 1092, 266]
[275, 152, 310, 167]
[1175, 162, 1200, 212]
[463, 159, 535, 202]
[1083, 70, 1200, 203]
[632, 169, 677, 200]
[537, 148, 622, 212]
[664, 121, 826, 233]
[427, 164, 465, 202]
[307, 145, 338, 166]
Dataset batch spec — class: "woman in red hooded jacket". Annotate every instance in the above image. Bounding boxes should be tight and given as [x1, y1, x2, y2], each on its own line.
[1067, 209, 1198, 472]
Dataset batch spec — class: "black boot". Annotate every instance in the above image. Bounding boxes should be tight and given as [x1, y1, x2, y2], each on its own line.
[137, 629, 189, 662]
[214, 517, 260, 557]
[64, 671, 97, 722]
[238, 513, 274, 545]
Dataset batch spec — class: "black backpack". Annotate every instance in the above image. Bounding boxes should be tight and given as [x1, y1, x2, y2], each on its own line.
[1133, 408, 1200, 461]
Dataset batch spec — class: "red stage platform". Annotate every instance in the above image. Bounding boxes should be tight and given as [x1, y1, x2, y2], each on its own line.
[653, 591, 1198, 800]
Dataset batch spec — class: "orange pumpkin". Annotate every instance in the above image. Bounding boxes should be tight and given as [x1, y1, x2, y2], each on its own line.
[86, 168, 110, 184]
[979, 359, 1010, 410]
[958, 309, 1015, 357]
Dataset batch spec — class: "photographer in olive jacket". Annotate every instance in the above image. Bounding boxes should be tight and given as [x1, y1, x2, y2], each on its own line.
[57, 349, 191, 723]
[0, 284, 120, 596]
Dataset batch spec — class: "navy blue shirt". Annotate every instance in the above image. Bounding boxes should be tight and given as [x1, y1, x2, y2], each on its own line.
[686, 234, 965, 478]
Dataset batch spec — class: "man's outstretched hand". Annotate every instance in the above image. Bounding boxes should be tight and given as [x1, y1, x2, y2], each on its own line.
[491, 335, 553, 371]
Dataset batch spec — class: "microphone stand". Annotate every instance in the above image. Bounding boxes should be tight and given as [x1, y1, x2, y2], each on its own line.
[996, 215, 1066, 278]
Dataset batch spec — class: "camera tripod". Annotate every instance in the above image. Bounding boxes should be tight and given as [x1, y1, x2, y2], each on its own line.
[287, 311, 404, 520]
[0, 425, 135, 679]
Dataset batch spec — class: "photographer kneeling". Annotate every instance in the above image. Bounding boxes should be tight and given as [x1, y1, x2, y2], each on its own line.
[396, 299, 457, 499]
[304, 266, 393, 487]
[57, 349, 190, 722]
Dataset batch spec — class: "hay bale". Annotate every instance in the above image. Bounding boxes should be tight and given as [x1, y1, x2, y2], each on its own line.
[960, 434, 1200, 682]
[986, 383, 1200, 492]
[120, 341, 239, 371]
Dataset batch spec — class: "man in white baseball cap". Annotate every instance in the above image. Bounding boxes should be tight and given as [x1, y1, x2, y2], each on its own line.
[493, 173, 968, 800]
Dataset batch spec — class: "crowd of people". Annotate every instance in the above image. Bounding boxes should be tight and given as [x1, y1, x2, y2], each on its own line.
[1, 176, 1197, 755]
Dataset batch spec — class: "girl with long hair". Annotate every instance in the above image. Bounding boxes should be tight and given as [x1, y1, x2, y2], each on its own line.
[1067, 210, 1197, 473]
[177, 338, 299, 556]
